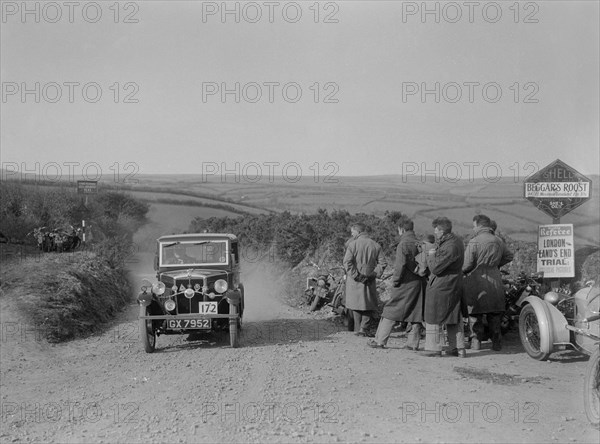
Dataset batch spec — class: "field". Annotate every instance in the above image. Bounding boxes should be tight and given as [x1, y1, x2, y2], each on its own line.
[112, 173, 599, 247]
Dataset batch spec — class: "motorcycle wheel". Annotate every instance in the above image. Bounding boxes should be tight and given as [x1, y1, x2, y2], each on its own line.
[584, 348, 600, 428]
[518, 304, 550, 361]
[310, 294, 321, 312]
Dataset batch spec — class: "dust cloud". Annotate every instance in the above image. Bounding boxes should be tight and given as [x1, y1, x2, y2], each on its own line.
[240, 258, 293, 322]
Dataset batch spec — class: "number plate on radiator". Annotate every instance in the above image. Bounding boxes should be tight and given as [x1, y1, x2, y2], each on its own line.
[166, 319, 211, 329]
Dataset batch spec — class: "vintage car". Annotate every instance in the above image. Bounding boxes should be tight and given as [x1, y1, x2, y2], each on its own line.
[519, 279, 600, 361]
[137, 233, 244, 352]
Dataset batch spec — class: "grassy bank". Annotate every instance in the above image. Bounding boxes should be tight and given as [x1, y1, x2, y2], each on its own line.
[1, 251, 130, 342]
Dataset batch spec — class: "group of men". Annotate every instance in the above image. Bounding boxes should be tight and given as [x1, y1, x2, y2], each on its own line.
[342, 215, 513, 357]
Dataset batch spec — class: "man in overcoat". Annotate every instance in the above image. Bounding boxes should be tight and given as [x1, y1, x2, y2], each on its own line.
[368, 218, 425, 349]
[463, 214, 514, 351]
[420, 217, 466, 357]
[343, 223, 387, 336]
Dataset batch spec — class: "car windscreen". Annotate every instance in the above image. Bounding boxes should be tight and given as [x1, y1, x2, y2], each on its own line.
[160, 241, 228, 266]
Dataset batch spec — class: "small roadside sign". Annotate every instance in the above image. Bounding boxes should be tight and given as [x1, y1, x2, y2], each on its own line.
[537, 224, 575, 278]
[77, 180, 98, 194]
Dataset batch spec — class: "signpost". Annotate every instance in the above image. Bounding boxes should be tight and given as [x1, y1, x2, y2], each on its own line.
[524, 159, 593, 280]
[77, 180, 98, 195]
[537, 224, 575, 278]
[76, 180, 97, 206]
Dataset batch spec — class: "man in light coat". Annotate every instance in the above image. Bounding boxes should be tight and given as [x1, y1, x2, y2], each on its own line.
[368, 218, 425, 349]
[343, 223, 387, 336]
[463, 214, 514, 351]
[420, 217, 466, 358]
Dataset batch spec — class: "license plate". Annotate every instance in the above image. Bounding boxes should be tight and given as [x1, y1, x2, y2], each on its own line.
[198, 302, 218, 314]
[167, 319, 211, 329]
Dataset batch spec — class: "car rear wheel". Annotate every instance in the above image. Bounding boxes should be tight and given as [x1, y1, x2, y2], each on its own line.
[584, 348, 600, 428]
[518, 304, 550, 361]
[139, 305, 156, 353]
[229, 304, 239, 348]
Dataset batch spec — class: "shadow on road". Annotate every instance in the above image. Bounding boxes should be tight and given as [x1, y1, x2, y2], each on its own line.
[145, 317, 351, 352]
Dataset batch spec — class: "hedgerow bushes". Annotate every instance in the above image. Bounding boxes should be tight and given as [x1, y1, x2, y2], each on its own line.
[190, 209, 407, 266]
[191, 210, 600, 307]
[190, 209, 538, 272]
[0, 182, 148, 244]
[0, 181, 149, 341]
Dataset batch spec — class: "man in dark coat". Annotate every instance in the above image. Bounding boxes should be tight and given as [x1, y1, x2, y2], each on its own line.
[368, 218, 425, 349]
[420, 217, 466, 358]
[463, 214, 514, 351]
[343, 223, 387, 336]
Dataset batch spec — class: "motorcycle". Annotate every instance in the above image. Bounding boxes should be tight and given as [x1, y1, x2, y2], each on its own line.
[305, 262, 365, 331]
[28, 225, 82, 252]
[304, 263, 346, 312]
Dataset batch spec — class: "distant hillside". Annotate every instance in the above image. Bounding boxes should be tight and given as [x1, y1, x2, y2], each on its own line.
[3, 174, 598, 247]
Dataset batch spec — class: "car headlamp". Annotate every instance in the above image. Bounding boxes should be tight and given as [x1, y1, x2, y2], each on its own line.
[544, 291, 560, 305]
[152, 282, 166, 295]
[214, 279, 228, 293]
[184, 288, 195, 299]
[164, 299, 176, 311]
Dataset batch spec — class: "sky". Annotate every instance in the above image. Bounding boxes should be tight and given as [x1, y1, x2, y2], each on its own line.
[1, 1, 598, 182]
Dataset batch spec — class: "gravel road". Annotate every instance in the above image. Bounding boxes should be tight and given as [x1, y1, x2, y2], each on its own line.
[1, 206, 597, 443]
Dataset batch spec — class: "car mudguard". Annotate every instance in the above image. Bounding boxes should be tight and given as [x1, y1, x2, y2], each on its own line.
[522, 296, 570, 353]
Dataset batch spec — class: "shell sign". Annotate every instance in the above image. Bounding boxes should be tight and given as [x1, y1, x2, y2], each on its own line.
[524, 159, 592, 221]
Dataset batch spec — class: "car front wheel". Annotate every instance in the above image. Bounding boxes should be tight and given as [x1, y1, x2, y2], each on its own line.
[139, 305, 156, 353]
[229, 304, 239, 348]
[518, 304, 550, 361]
